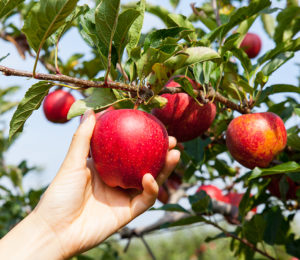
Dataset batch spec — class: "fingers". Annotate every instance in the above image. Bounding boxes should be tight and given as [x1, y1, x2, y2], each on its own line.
[156, 149, 181, 186]
[168, 136, 177, 150]
[130, 173, 159, 218]
[63, 110, 96, 168]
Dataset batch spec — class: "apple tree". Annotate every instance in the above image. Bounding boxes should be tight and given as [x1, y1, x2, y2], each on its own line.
[0, 0, 300, 259]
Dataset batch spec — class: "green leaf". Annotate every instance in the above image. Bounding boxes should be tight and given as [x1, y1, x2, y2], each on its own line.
[113, 8, 140, 60]
[163, 215, 206, 228]
[249, 162, 300, 180]
[95, 0, 120, 57]
[136, 48, 171, 79]
[243, 215, 266, 244]
[188, 191, 212, 213]
[286, 235, 300, 258]
[261, 52, 294, 76]
[53, 5, 89, 44]
[256, 84, 300, 104]
[274, 7, 300, 44]
[9, 81, 53, 141]
[144, 4, 173, 27]
[67, 88, 122, 119]
[0, 0, 25, 20]
[167, 14, 197, 41]
[0, 53, 9, 62]
[169, 0, 179, 9]
[22, 0, 79, 52]
[261, 13, 275, 38]
[287, 132, 300, 151]
[126, 0, 145, 55]
[151, 203, 190, 213]
[205, 0, 271, 42]
[143, 27, 192, 52]
[164, 47, 220, 71]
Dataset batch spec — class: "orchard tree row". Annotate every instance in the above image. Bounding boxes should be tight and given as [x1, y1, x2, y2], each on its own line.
[0, 0, 300, 259]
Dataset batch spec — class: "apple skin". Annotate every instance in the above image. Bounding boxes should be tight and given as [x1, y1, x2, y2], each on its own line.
[226, 112, 287, 169]
[90, 109, 169, 190]
[158, 173, 182, 204]
[267, 175, 299, 200]
[43, 90, 75, 123]
[240, 33, 262, 59]
[152, 76, 216, 142]
[224, 192, 257, 213]
[197, 185, 227, 202]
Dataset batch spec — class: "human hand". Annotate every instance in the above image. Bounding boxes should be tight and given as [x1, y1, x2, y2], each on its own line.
[30, 110, 180, 259]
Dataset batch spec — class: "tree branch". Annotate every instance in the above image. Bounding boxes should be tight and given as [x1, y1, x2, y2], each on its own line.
[0, 65, 251, 114]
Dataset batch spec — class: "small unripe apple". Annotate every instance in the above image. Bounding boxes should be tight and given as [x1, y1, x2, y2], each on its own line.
[226, 112, 287, 169]
[43, 89, 75, 123]
[267, 175, 299, 200]
[240, 33, 262, 59]
[152, 76, 216, 142]
[197, 185, 227, 202]
[90, 109, 169, 190]
[158, 173, 182, 204]
[224, 192, 257, 213]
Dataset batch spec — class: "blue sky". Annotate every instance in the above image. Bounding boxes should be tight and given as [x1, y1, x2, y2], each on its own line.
[1, 0, 300, 229]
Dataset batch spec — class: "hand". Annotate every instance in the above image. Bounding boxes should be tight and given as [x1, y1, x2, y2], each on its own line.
[30, 110, 180, 259]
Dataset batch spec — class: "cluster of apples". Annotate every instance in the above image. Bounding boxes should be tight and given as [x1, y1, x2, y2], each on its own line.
[41, 32, 296, 200]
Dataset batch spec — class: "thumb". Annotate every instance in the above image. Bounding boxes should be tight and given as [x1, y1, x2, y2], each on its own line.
[63, 110, 96, 168]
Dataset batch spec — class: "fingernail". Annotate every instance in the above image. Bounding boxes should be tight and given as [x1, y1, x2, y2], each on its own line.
[81, 109, 93, 123]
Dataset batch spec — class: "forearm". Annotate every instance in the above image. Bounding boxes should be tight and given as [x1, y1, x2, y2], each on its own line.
[0, 212, 64, 260]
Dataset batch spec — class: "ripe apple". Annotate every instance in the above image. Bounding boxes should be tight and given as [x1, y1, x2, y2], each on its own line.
[90, 109, 169, 190]
[240, 33, 262, 59]
[224, 192, 257, 213]
[43, 89, 75, 123]
[267, 175, 299, 200]
[158, 173, 182, 204]
[226, 112, 287, 169]
[197, 185, 227, 202]
[152, 76, 216, 142]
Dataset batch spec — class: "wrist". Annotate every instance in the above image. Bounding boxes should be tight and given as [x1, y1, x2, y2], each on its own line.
[0, 211, 64, 260]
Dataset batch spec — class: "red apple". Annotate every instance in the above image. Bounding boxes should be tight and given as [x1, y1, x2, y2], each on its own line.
[197, 185, 227, 202]
[267, 175, 299, 200]
[226, 112, 287, 169]
[43, 89, 75, 123]
[152, 76, 216, 142]
[90, 109, 169, 190]
[240, 33, 262, 58]
[224, 192, 257, 213]
[158, 173, 182, 203]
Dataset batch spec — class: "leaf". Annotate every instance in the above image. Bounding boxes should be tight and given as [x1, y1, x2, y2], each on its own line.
[22, 0, 79, 52]
[205, 0, 271, 42]
[0, 0, 25, 20]
[164, 47, 220, 70]
[256, 84, 300, 104]
[53, 5, 89, 44]
[151, 203, 190, 213]
[261, 52, 294, 76]
[188, 191, 212, 213]
[169, 0, 180, 9]
[167, 14, 197, 41]
[113, 8, 140, 60]
[243, 215, 266, 244]
[286, 235, 300, 258]
[261, 13, 275, 38]
[67, 88, 121, 119]
[95, 0, 120, 57]
[274, 7, 300, 44]
[126, 0, 145, 55]
[249, 162, 300, 180]
[0, 53, 9, 62]
[144, 4, 173, 27]
[287, 133, 300, 151]
[136, 47, 171, 79]
[163, 215, 206, 228]
[9, 81, 53, 141]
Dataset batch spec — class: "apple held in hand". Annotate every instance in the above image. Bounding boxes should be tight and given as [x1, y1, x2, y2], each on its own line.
[90, 109, 169, 190]
[226, 112, 287, 169]
[240, 33, 262, 59]
[158, 173, 182, 204]
[152, 76, 216, 142]
[197, 185, 227, 202]
[43, 89, 75, 123]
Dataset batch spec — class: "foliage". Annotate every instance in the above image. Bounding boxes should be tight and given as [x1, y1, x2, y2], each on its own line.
[0, 0, 300, 259]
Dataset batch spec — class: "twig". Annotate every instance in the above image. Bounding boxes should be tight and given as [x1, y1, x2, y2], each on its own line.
[140, 235, 156, 260]
[0, 65, 251, 114]
[211, 0, 221, 27]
